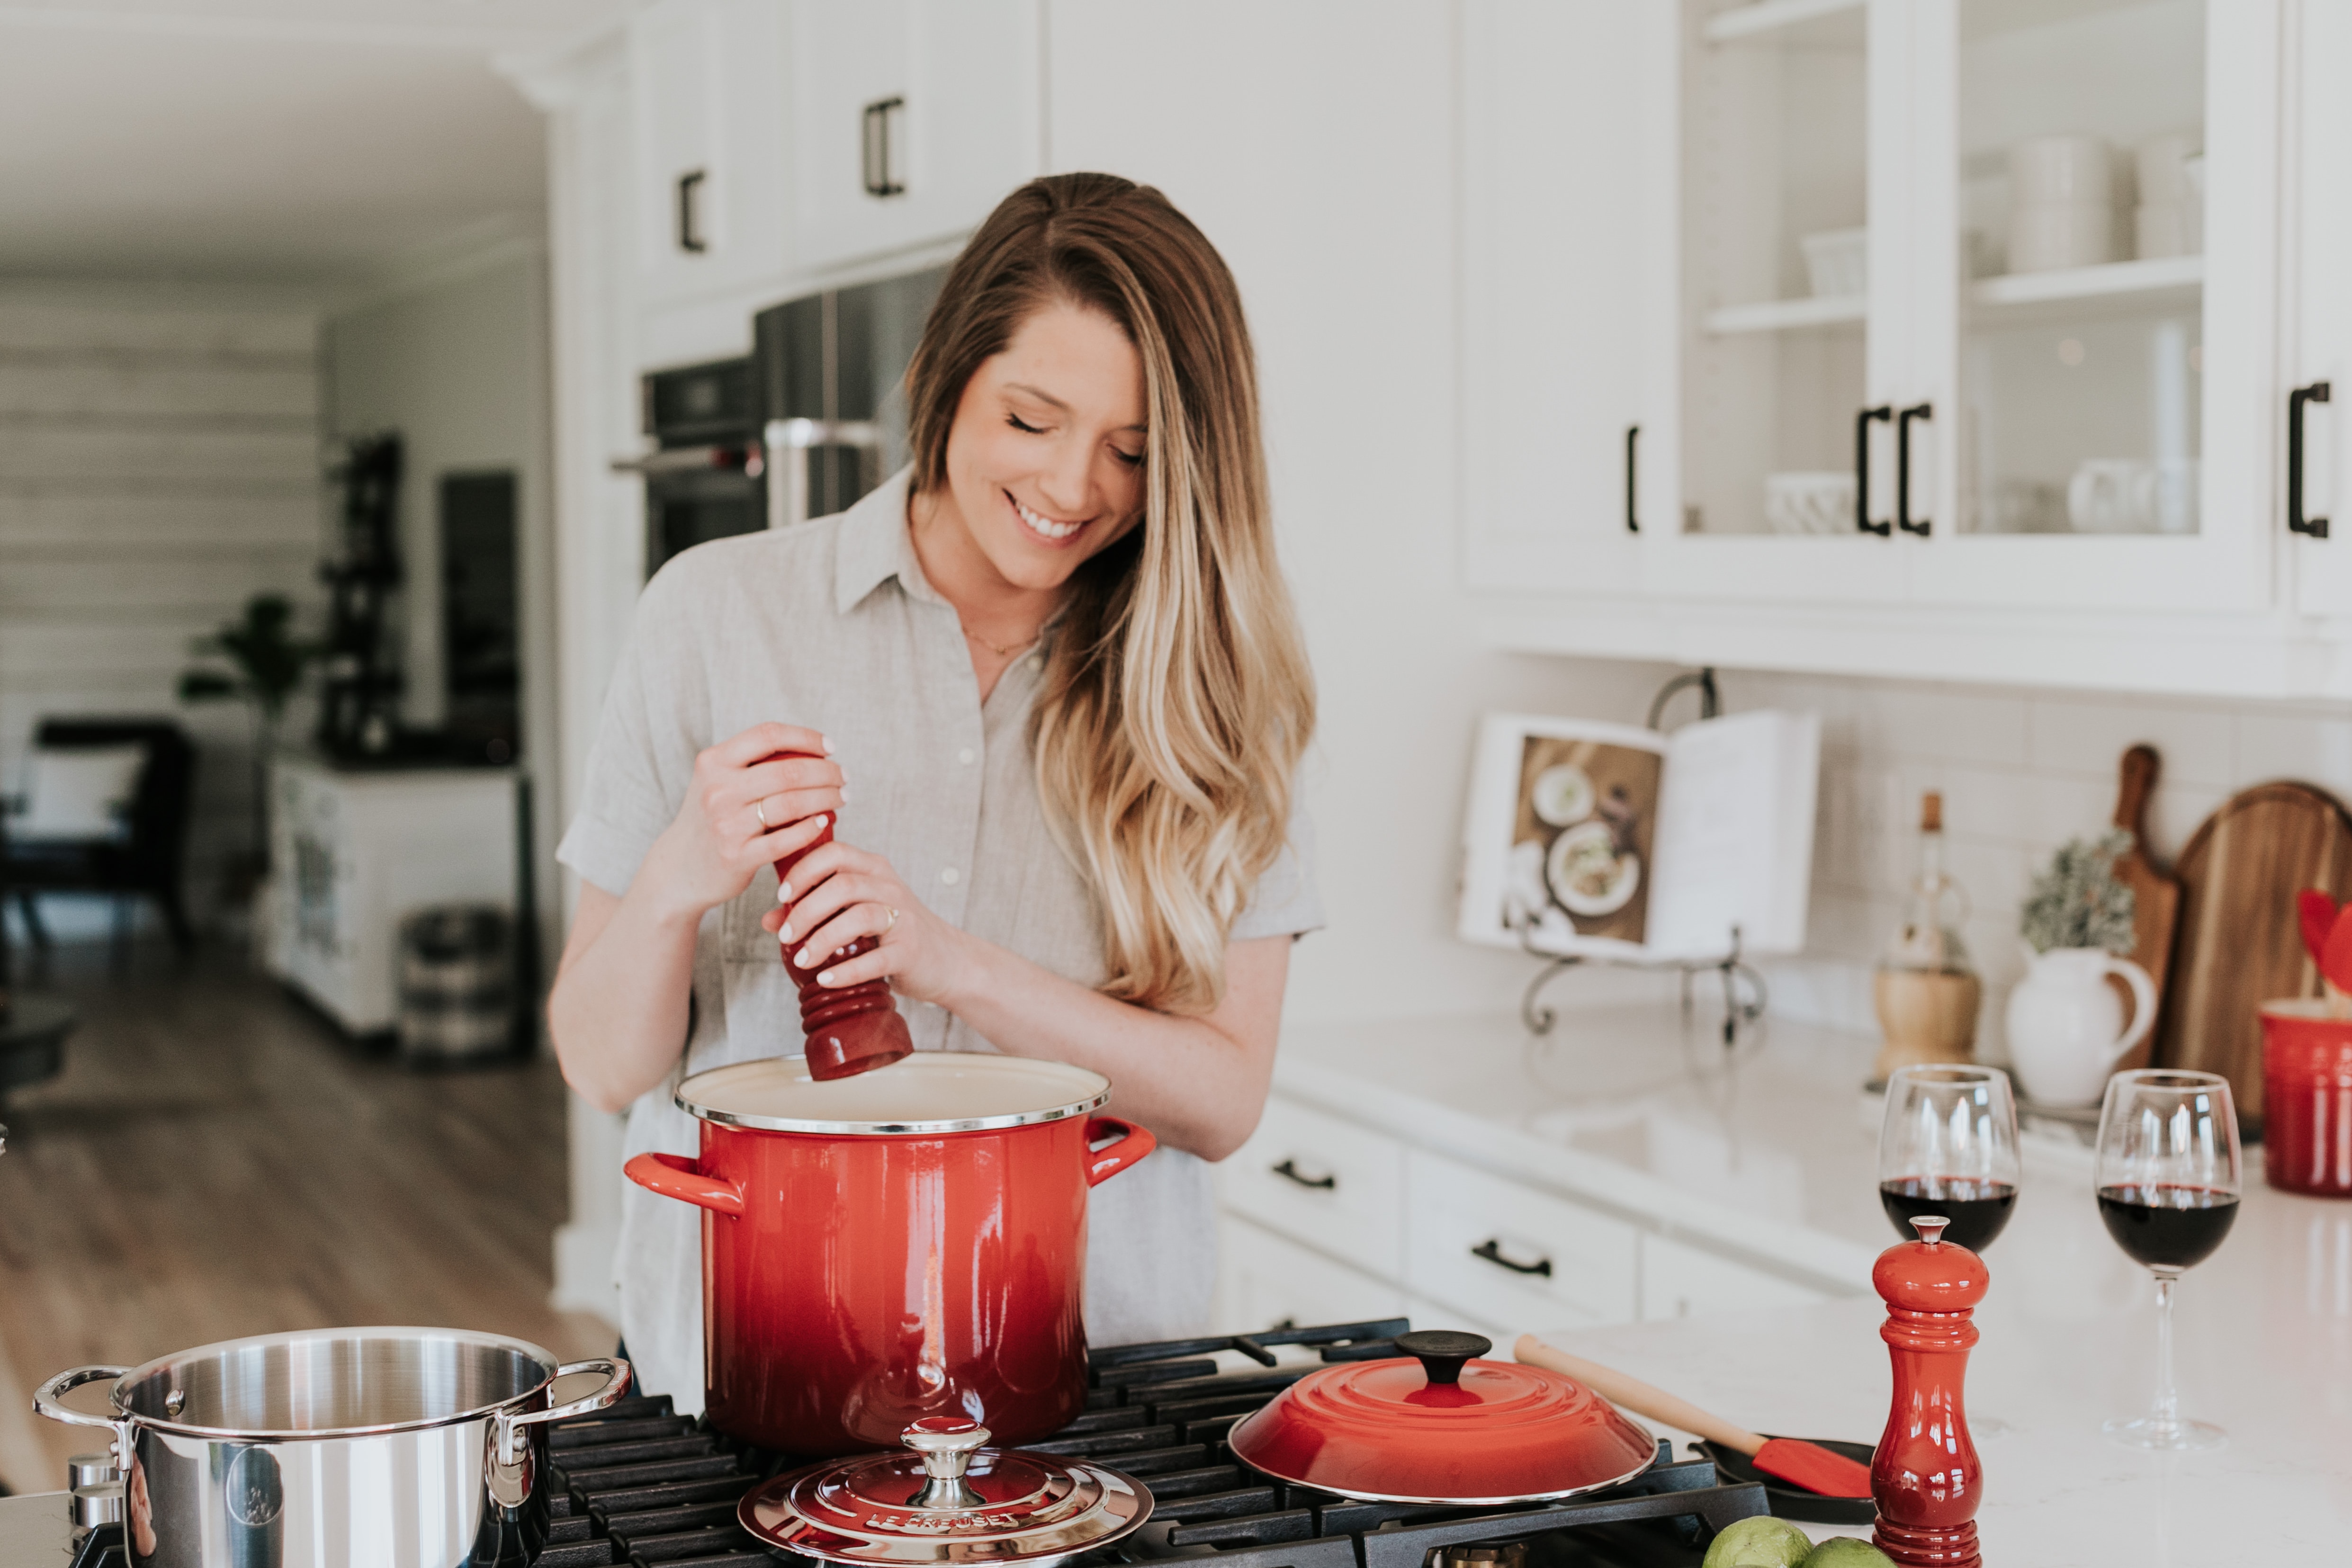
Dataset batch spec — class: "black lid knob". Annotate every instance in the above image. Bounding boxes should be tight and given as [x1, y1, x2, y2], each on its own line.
[1394, 1329, 1490, 1387]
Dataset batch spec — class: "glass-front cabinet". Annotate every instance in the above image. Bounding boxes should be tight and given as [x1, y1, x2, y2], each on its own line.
[1649, 0, 2280, 614]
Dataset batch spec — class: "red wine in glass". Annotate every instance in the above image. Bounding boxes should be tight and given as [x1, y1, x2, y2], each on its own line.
[2096, 1183, 2240, 1272]
[1880, 1175, 2018, 1252]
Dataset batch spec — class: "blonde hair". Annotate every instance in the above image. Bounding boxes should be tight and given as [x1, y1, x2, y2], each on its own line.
[906, 174, 1314, 1013]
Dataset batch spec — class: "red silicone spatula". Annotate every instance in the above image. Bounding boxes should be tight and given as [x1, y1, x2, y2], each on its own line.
[2298, 889, 2338, 973]
[1516, 1335, 1873, 1499]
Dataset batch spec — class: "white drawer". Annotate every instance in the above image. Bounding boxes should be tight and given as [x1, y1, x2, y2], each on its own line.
[1222, 1095, 1405, 1278]
[1639, 1233, 1832, 1321]
[1217, 1214, 1408, 1335]
[1405, 1149, 1639, 1334]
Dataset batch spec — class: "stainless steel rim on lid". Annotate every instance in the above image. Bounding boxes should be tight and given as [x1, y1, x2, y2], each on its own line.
[740, 1418, 1152, 1565]
[676, 1052, 1112, 1135]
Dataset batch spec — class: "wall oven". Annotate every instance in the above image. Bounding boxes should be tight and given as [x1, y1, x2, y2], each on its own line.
[619, 356, 763, 579]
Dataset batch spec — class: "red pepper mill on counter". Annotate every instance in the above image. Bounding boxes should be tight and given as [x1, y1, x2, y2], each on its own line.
[1871, 1214, 1987, 1568]
[769, 751, 913, 1080]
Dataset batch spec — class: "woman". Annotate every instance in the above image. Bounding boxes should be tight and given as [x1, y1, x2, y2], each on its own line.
[548, 173, 1320, 1412]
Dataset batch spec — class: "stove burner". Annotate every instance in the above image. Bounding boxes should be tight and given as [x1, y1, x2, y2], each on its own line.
[512, 1318, 1769, 1568]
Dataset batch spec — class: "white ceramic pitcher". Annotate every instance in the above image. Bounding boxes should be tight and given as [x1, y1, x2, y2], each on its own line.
[2004, 945, 2158, 1106]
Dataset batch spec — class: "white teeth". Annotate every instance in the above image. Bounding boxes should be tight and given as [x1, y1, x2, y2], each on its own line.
[1014, 497, 1082, 540]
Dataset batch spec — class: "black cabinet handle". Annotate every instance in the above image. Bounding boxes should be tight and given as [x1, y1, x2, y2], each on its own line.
[1471, 1238, 1553, 1277]
[1271, 1158, 1336, 1191]
[862, 96, 906, 197]
[1855, 404, 1892, 535]
[2291, 381, 2332, 539]
[1625, 424, 1640, 534]
[1896, 402, 1932, 536]
[676, 169, 708, 254]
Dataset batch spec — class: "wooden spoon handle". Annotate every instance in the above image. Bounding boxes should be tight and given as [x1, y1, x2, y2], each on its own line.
[1515, 1335, 1766, 1457]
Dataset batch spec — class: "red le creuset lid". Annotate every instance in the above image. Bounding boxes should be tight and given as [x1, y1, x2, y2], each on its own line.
[1227, 1331, 1657, 1505]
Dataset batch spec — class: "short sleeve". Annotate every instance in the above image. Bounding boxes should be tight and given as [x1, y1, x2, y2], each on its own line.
[556, 567, 711, 897]
[1229, 797, 1324, 944]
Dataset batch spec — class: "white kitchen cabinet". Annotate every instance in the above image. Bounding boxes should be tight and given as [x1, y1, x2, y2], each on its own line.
[263, 756, 519, 1035]
[2288, 0, 2352, 614]
[629, 0, 791, 311]
[1467, 0, 2352, 699]
[1458, 0, 1672, 596]
[788, 0, 1040, 276]
[1216, 1214, 1408, 1337]
[1403, 1148, 1642, 1334]
[1639, 1232, 1831, 1321]
[1222, 1095, 1406, 1280]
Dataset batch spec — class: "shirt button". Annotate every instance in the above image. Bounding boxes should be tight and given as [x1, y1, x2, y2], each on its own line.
[956, 747, 975, 766]
[940, 867, 961, 886]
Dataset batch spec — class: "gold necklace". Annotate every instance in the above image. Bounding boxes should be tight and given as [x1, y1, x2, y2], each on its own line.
[963, 624, 1042, 658]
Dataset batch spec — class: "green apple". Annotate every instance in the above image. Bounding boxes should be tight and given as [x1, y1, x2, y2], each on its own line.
[1701, 1515, 1814, 1568]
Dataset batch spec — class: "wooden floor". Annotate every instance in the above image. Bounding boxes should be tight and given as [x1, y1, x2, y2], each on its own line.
[0, 939, 611, 1495]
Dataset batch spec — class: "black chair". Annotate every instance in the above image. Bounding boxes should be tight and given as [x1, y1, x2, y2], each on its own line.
[2, 718, 197, 959]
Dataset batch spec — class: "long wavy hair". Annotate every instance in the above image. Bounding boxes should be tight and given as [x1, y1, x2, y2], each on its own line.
[905, 173, 1314, 1013]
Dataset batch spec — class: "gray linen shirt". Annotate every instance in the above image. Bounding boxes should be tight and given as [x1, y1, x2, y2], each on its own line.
[557, 468, 1321, 1413]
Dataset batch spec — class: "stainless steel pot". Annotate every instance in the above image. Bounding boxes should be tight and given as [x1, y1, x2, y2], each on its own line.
[33, 1326, 628, 1568]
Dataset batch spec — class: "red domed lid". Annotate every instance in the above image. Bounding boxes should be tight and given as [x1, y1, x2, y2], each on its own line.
[1873, 1215, 1990, 1312]
[1226, 1332, 1656, 1505]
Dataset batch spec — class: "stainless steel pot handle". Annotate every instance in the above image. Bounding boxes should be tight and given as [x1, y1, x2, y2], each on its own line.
[494, 1357, 632, 1465]
[32, 1366, 131, 1432]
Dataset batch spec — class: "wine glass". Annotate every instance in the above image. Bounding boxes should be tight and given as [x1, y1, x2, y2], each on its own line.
[1877, 1065, 2022, 1252]
[2094, 1068, 2242, 1451]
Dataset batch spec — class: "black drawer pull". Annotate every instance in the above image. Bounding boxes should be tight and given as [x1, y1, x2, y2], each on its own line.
[2291, 380, 2332, 539]
[1471, 1238, 1553, 1277]
[1855, 404, 1892, 535]
[862, 96, 906, 197]
[1271, 1158, 1336, 1191]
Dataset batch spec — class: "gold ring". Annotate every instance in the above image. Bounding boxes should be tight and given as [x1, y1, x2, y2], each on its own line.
[755, 797, 770, 829]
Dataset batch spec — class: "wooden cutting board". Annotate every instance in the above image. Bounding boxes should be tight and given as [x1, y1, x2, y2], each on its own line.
[2110, 745, 2181, 1072]
[2154, 781, 2352, 1124]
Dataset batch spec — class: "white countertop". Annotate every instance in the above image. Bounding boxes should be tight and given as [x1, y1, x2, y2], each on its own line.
[1277, 1004, 2352, 1564]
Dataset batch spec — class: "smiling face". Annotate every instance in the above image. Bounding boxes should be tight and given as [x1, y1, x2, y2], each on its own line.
[923, 299, 1149, 599]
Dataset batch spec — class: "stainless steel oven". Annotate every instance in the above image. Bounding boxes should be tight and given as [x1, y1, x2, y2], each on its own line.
[618, 356, 763, 579]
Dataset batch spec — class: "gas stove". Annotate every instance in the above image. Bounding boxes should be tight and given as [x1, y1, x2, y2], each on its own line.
[3, 1319, 1769, 1567]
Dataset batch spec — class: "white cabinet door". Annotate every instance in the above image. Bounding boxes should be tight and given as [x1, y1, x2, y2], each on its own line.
[1217, 1214, 1407, 1337]
[1907, 0, 2281, 615]
[1404, 1150, 1639, 1334]
[1639, 1234, 1831, 1322]
[1221, 1096, 1406, 1280]
[1459, 0, 1671, 595]
[790, 0, 1041, 276]
[2290, 0, 2352, 613]
[630, 0, 790, 311]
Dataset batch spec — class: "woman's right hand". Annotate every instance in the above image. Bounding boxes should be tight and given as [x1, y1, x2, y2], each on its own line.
[636, 721, 845, 923]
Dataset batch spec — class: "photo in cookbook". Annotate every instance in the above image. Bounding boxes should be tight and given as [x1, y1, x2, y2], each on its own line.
[1508, 731, 1662, 946]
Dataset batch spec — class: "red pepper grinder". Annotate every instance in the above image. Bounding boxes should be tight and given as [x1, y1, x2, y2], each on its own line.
[1871, 1214, 1988, 1568]
[768, 751, 914, 1081]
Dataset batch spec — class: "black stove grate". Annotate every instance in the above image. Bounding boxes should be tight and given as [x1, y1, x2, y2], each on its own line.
[534, 1318, 1770, 1568]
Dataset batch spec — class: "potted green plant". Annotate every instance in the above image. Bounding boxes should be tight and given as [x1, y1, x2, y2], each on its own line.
[179, 594, 321, 895]
[2006, 831, 2155, 1106]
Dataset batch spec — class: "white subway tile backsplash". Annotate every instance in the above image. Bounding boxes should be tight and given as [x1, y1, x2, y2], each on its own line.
[2234, 711, 2352, 796]
[1855, 686, 2031, 769]
[2025, 696, 2235, 788]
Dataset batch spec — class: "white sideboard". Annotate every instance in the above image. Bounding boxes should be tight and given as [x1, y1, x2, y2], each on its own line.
[263, 756, 519, 1035]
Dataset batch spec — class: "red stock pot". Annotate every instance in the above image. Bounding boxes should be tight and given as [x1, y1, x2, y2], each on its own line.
[624, 1052, 1155, 1455]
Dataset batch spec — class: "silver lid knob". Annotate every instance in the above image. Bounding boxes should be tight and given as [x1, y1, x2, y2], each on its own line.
[1911, 1214, 1951, 1245]
[901, 1418, 989, 1512]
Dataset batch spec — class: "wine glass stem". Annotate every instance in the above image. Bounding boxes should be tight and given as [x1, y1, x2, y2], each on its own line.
[2150, 1271, 2179, 1438]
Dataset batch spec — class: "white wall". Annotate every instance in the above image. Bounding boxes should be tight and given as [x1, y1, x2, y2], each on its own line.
[0, 281, 323, 937]
[1047, 1, 1681, 1027]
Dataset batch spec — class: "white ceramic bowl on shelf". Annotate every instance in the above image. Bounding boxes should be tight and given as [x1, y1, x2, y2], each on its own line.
[1799, 227, 1867, 299]
[1764, 471, 1858, 535]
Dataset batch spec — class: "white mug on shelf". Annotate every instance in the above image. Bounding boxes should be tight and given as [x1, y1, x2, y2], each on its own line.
[2010, 202, 2116, 273]
[2010, 134, 2113, 206]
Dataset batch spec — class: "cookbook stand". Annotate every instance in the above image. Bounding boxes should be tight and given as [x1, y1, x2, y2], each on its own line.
[1514, 922, 1768, 1047]
[1513, 667, 1767, 1047]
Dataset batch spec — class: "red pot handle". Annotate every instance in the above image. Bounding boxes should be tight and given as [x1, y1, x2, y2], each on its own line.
[624, 1151, 745, 1217]
[1084, 1116, 1156, 1186]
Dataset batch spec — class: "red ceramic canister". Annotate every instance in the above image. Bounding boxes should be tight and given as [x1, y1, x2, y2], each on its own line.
[2259, 999, 2352, 1197]
[625, 1053, 1154, 1454]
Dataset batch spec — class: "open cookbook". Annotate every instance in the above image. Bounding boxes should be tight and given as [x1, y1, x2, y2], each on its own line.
[1457, 709, 1821, 962]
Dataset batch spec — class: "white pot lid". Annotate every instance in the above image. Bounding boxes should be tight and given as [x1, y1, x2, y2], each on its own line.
[675, 1052, 1111, 1135]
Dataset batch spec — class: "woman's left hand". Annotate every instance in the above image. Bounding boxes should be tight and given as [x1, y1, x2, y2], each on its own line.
[761, 839, 973, 1004]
